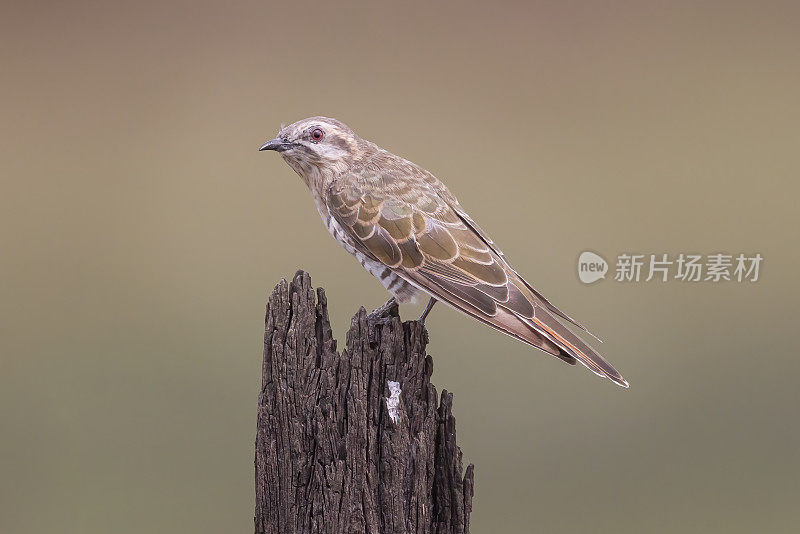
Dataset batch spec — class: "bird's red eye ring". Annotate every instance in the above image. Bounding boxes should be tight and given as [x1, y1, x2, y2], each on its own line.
[310, 128, 324, 142]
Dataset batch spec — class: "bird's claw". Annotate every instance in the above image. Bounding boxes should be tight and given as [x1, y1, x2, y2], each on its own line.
[368, 297, 398, 322]
[417, 298, 437, 327]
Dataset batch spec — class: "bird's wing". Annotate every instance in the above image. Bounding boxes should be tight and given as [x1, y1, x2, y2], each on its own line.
[326, 179, 628, 387]
[449, 202, 600, 339]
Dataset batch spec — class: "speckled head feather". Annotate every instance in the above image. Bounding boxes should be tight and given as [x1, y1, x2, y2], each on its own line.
[270, 117, 364, 181]
[260, 117, 628, 387]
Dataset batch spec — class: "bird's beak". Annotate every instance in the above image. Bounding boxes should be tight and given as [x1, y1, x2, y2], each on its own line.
[259, 138, 294, 152]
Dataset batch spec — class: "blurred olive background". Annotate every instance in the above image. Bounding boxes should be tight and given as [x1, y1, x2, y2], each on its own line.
[2, 1, 798, 533]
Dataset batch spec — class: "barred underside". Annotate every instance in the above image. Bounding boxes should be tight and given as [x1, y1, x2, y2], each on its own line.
[324, 211, 423, 303]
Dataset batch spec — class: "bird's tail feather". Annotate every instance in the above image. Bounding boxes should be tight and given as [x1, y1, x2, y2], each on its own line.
[513, 271, 604, 343]
[526, 305, 628, 387]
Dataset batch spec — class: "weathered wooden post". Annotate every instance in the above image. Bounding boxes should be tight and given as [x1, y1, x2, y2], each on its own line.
[255, 271, 474, 534]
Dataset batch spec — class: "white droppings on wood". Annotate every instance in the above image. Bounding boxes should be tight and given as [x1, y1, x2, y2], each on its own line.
[386, 380, 401, 424]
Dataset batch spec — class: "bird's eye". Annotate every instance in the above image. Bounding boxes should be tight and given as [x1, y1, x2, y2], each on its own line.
[310, 128, 324, 142]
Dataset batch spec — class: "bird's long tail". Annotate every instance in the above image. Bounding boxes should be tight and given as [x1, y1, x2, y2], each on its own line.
[521, 303, 628, 387]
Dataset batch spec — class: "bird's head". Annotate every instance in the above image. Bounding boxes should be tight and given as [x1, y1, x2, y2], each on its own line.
[259, 117, 362, 177]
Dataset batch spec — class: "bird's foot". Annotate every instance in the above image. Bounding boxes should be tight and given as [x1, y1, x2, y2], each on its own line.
[368, 297, 398, 324]
[417, 298, 437, 327]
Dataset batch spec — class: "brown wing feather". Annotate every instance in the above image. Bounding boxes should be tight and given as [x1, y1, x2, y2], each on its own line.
[450, 203, 599, 339]
[327, 180, 627, 387]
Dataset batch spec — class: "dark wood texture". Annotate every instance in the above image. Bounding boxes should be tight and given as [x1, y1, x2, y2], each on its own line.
[255, 271, 474, 534]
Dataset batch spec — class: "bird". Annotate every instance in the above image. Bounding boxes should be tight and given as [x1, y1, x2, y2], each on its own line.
[259, 117, 628, 387]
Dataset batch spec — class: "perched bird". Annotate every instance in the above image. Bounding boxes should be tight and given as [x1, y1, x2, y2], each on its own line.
[260, 117, 628, 387]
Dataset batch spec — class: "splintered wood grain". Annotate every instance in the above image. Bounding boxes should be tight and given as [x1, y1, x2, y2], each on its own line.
[255, 271, 473, 534]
